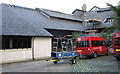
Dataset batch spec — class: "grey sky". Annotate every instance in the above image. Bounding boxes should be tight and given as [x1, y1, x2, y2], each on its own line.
[1, 0, 120, 14]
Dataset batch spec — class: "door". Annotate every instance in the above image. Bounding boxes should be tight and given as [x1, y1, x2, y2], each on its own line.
[102, 41, 108, 54]
[91, 40, 103, 54]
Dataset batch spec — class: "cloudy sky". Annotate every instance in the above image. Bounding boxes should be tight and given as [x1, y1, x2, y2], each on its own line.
[1, 0, 120, 14]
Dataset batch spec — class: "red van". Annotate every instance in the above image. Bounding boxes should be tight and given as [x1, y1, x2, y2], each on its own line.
[112, 32, 120, 60]
[75, 36, 108, 58]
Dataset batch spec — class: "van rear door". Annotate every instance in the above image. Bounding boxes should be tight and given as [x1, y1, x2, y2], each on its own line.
[76, 41, 89, 55]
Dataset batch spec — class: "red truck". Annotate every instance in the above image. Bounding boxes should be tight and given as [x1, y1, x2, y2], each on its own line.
[75, 36, 108, 58]
[112, 32, 120, 60]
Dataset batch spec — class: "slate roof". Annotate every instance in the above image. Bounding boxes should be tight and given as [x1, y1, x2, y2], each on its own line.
[79, 6, 114, 29]
[86, 11, 113, 21]
[86, 23, 113, 29]
[1, 4, 84, 36]
[88, 6, 111, 12]
[80, 7, 113, 21]
[40, 8, 83, 22]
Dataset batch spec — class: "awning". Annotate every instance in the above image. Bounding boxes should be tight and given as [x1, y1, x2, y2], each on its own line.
[86, 19, 102, 22]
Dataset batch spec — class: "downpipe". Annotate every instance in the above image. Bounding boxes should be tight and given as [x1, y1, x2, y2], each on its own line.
[32, 37, 35, 60]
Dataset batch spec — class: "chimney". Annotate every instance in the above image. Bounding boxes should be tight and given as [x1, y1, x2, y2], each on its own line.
[82, 4, 87, 11]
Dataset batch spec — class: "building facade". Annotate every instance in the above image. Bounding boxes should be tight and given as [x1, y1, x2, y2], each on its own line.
[73, 6, 114, 33]
[0, 4, 84, 64]
[0, 3, 116, 64]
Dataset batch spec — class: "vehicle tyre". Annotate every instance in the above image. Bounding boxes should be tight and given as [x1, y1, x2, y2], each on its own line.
[53, 61, 58, 64]
[72, 59, 76, 64]
[116, 57, 120, 61]
[93, 52, 97, 58]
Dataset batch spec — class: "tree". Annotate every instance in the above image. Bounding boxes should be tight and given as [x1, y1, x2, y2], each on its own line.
[107, 3, 120, 31]
[97, 3, 120, 46]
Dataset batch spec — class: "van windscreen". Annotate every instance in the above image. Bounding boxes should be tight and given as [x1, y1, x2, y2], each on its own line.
[77, 41, 89, 47]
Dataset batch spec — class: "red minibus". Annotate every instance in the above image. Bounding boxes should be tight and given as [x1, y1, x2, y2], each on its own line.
[112, 32, 120, 60]
[76, 36, 108, 58]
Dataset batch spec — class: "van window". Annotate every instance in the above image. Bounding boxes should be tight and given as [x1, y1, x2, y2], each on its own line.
[114, 38, 120, 46]
[92, 41, 103, 47]
[77, 41, 89, 47]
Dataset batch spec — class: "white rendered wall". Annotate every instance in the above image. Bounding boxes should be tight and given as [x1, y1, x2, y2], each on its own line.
[0, 37, 52, 64]
[34, 37, 51, 59]
[0, 48, 32, 64]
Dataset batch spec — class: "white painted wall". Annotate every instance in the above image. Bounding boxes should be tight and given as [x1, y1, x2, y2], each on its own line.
[34, 37, 51, 59]
[0, 37, 52, 64]
[0, 48, 32, 64]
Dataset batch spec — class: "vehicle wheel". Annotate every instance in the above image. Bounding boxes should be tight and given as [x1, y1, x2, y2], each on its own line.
[53, 61, 58, 64]
[116, 57, 120, 61]
[72, 59, 76, 64]
[105, 50, 108, 56]
[93, 52, 97, 58]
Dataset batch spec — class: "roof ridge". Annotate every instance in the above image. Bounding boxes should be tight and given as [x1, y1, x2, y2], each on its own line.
[41, 8, 66, 14]
[88, 6, 101, 12]
[1, 3, 36, 11]
[88, 6, 111, 12]
[1, 3, 74, 16]
[38, 8, 83, 22]
[41, 8, 75, 16]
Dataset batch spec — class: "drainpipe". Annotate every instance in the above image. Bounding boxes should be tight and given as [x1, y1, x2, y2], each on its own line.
[32, 37, 35, 60]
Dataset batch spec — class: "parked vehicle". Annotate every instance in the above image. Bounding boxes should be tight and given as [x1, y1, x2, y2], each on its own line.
[46, 35, 77, 64]
[112, 32, 120, 60]
[75, 36, 108, 58]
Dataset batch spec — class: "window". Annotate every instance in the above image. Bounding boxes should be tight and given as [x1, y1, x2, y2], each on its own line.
[92, 41, 103, 47]
[104, 18, 114, 23]
[27, 38, 31, 48]
[77, 41, 89, 47]
[2, 37, 10, 49]
[12, 38, 18, 48]
[115, 38, 120, 46]
[2, 36, 32, 49]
